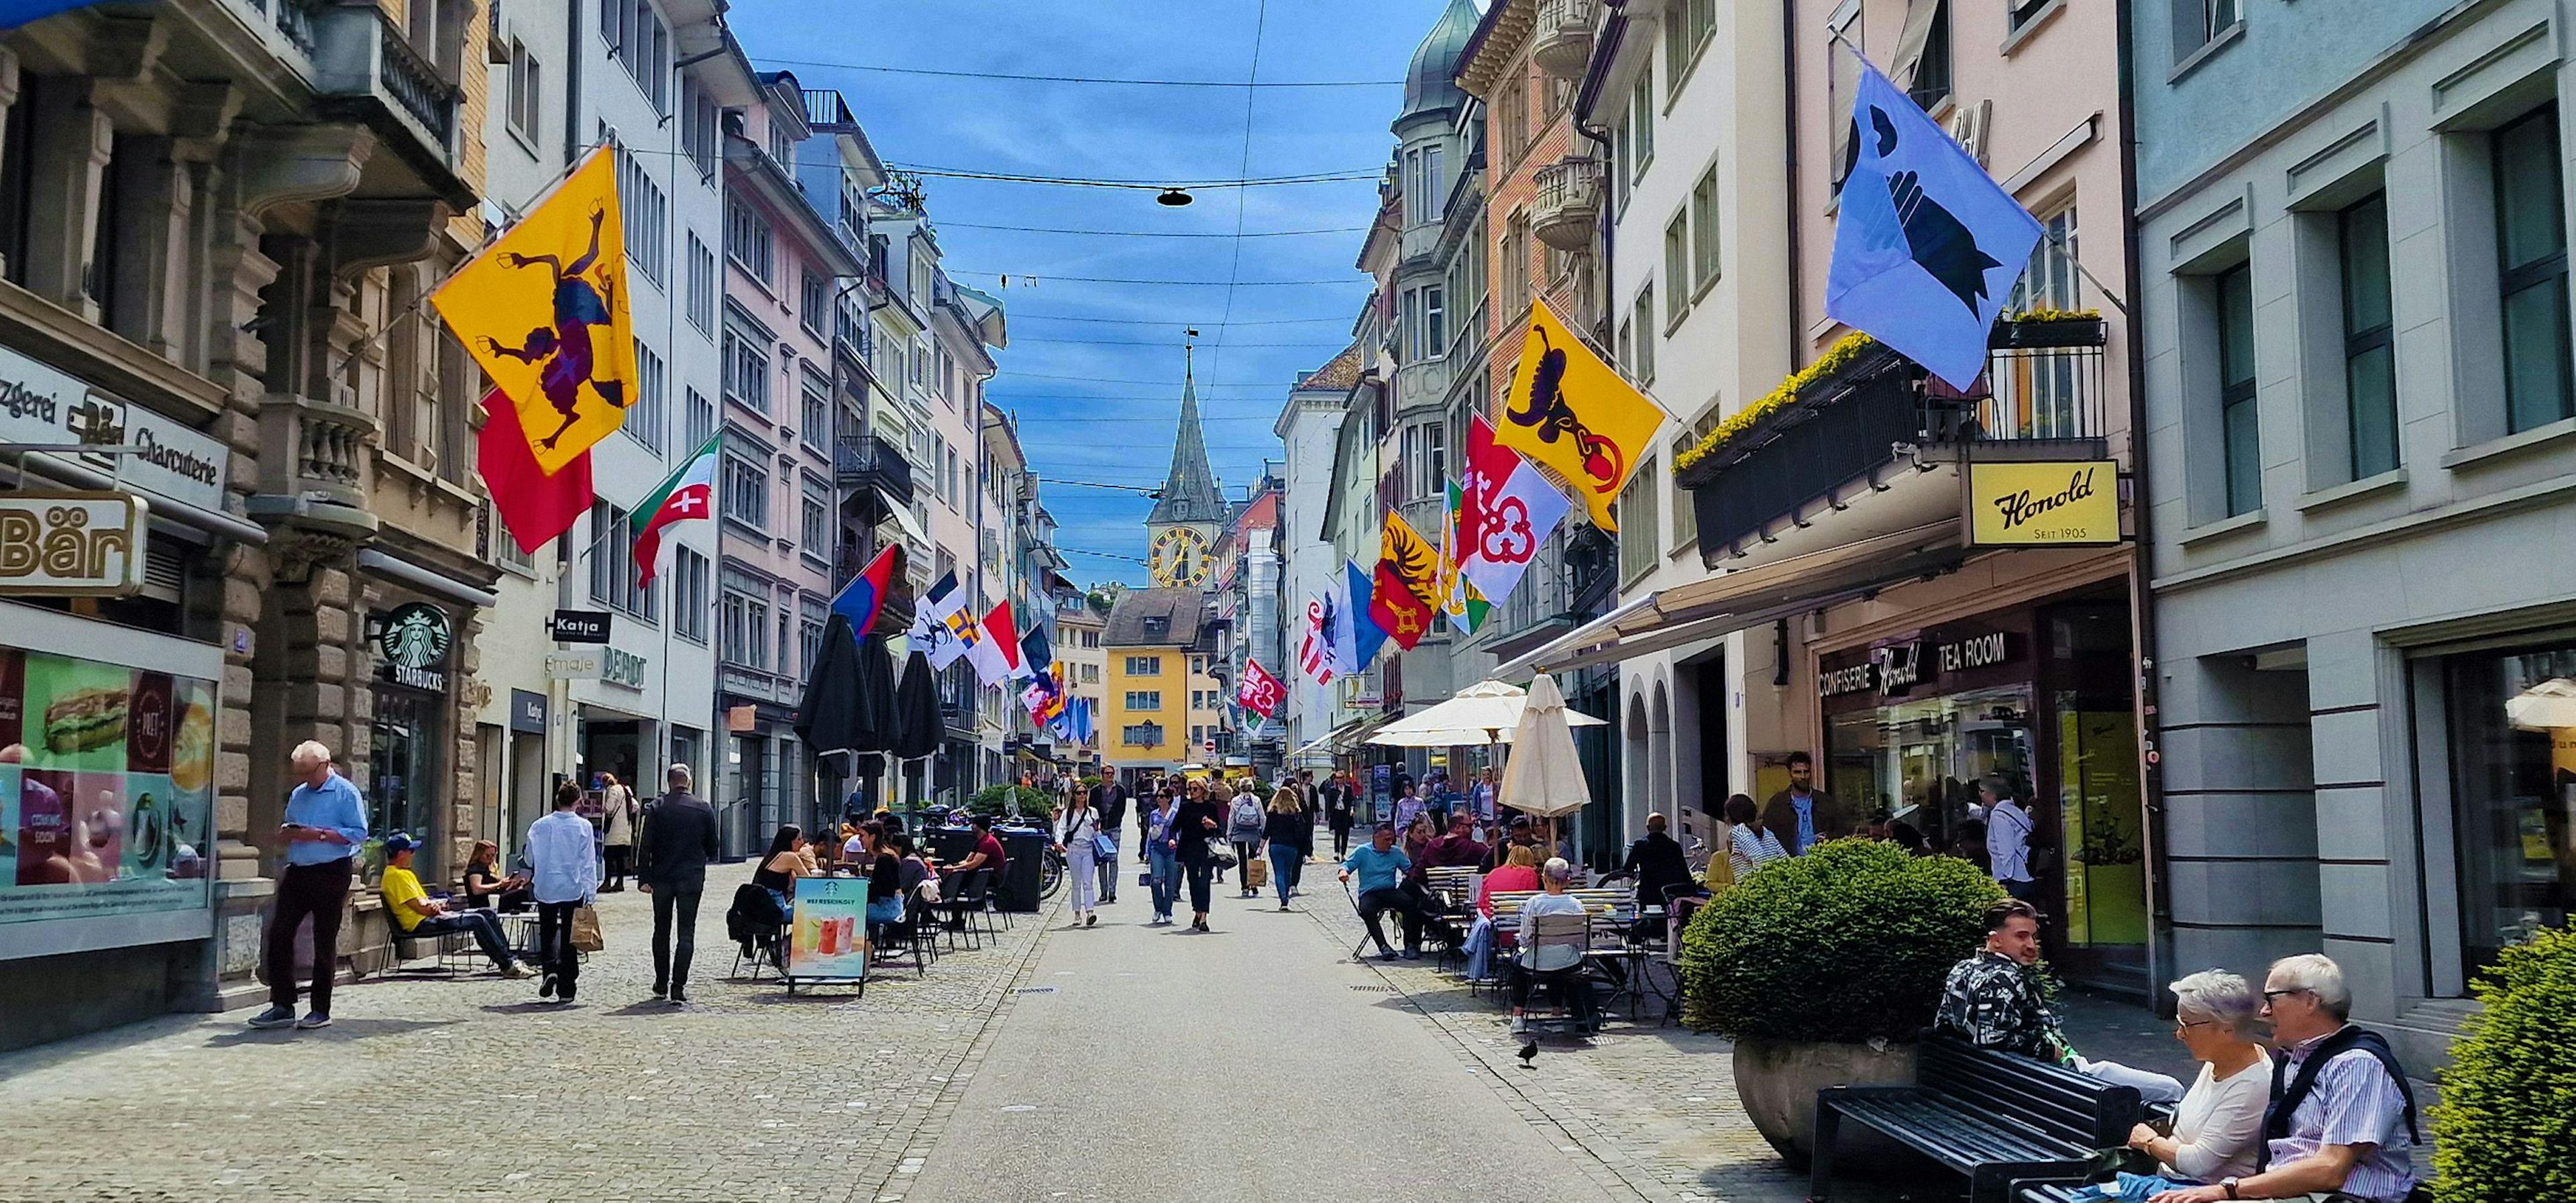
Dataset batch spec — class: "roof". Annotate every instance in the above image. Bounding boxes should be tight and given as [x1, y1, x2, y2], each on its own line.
[1300, 342, 1368, 393]
[1104, 588, 1210, 648]
[1146, 354, 1228, 527]
[1456, 0, 1535, 99]
[1238, 489, 1279, 532]
[1400, 0, 1482, 123]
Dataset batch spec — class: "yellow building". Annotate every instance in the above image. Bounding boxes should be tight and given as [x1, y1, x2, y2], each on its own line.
[1102, 588, 1223, 780]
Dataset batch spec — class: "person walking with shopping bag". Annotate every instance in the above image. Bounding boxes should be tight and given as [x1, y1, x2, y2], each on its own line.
[1227, 780, 1267, 899]
[1053, 789, 1102, 927]
[527, 782, 601, 1004]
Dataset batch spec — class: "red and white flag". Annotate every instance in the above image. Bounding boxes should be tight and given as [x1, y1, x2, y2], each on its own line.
[1236, 658, 1287, 720]
[629, 430, 721, 586]
[1458, 415, 1571, 604]
[1297, 596, 1336, 686]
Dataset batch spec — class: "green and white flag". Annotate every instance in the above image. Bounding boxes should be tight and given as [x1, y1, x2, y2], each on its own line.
[629, 431, 721, 586]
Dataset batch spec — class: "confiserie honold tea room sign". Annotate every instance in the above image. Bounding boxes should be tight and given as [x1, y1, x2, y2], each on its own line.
[0, 491, 148, 596]
[1967, 461, 2120, 546]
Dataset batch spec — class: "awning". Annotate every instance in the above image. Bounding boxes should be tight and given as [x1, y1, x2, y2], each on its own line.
[879, 499, 930, 550]
[1491, 522, 1968, 678]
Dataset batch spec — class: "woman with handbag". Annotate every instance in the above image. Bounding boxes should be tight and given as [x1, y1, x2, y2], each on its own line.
[526, 782, 601, 1004]
[1053, 790, 1102, 928]
[1171, 778, 1226, 932]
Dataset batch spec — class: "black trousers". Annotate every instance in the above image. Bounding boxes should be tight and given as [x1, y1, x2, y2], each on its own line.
[1330, 825, 1352, 859]
[1356, 885, 1430, 951]
[650, 886, 702, 993]
[264, 858, 354, 1012]
[603, 845, 633, 886]
[1183, 856, 1214, 914]
[536, 900, 581, 998]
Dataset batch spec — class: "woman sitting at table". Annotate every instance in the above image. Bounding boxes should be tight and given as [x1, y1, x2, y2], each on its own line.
[463, 839, 533, 913]
[1458, 844, 1544, 981]
[753, 826, 806, 921]
[856, 822, 904, 933]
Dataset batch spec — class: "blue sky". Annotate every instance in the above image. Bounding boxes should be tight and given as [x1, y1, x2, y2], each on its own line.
[727, 0, 1454, 586]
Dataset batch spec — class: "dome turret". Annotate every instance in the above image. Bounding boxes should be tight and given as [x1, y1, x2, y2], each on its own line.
[1398, 0, 1482, 124]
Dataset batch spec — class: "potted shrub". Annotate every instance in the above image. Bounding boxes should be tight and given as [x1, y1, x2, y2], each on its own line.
[1678, 839, 2005, 1165]
[2433, 924, 2576, 1203]
[1990, 309, 2106, 350]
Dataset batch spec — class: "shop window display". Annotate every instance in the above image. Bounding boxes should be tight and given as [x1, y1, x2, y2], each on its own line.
[2442, 644, 2576, 974]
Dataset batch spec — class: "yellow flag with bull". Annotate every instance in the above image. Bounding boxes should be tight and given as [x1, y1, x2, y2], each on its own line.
[431, 146, 639, 476]
[1496, 299, 1666, 533]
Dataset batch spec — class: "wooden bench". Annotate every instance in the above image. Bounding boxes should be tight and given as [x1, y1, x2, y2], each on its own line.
[1811, 1037, 2141, 1203]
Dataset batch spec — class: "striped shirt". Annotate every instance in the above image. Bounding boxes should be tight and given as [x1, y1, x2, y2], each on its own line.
[1729, 825, 1788, 879]
[2267, 1035, 2420, 1203]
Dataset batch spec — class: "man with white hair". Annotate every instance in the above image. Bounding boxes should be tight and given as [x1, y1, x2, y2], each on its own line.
[249, 741, 369, 1030]
[2149, 953, 2421, 1203]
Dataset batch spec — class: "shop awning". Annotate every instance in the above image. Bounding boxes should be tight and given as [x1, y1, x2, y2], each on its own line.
[879, 499, 930, 551]
[1491, 522, 1968, 679]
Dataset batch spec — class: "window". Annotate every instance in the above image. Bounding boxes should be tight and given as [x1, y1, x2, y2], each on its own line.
[1405, 143, 1446, 223]
[672, 547, 710, 643]
[2494, 107, 2571, 433]
[1829, 4, 1865, 191]
[800, 474, 829, 559]
[722, 325, 770, 414]
[2174, 0, 2241, 61]
[2338, 194, 2398, 479]
[1903, 1, 1953, 110]
[506, 42, 541, 140]
[2001, 206, 2086, 438]
[1081, 664, 1100, 683]
[721, 453, 769, 530]
[1401, 285, 1446, 360]
[1124, 655, 1162, 676]
[1617, 456, 1660, 582]
[1631, 286, 1656, 383]
[800, 270, 828, 339]
[727, 195, 774, 285]
[625, 342, 665, 453]
[2216, 262, 2260, 517]
[1496, 74, 1530, 166]
[680, 76, 718, 178]
[1121, 723, 1163, 747]
[1664, 212, 1690, 329]
[686, 233, 716, 333]
[1664, 0, 1716, 95]
[1125, 690, 1163, 711]
[587, 503, 657, 621]
[614, 149, 668, 286]
[800, 595, 826, 677]
[1691, 164, 1721, 293]
[800, 370, 830, 452]
[1503, 211, 1532, 317]
[2436, 641, 2576, 976]
[604, 0, 669, 113]
[2009, 0, 2056, 30]
[684, 387, 715, 452]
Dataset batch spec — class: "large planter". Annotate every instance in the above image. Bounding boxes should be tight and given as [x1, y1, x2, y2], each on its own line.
[1731, 1037, 1919, 1168]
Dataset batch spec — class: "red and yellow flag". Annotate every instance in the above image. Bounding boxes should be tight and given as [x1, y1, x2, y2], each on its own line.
[432, 146, 639, 476]
[1496, 298, 1666, 532]
[1371, 512, 1440, 651]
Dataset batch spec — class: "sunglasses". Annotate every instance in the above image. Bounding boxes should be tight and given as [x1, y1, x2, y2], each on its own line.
[2261, 988, 2312, 1002]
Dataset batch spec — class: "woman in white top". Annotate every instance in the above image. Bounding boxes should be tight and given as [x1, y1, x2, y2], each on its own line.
[1723, 795, 1788, 879]
[1053, 791, 1100, 928]
[2123, 969, 2272, 1183]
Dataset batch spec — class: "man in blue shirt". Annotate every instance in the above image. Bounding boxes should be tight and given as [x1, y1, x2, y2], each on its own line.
[249, 741, 370, 1031]
[1760, 751, 1849, 854]
[1340, 822, 1436, 960]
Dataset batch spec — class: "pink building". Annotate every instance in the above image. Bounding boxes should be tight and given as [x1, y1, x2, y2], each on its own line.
[716, 71, 864, 833]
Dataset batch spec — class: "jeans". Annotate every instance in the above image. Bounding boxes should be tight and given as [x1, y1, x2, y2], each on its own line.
[1356, 885, 1428, 953]
[1232, 841, 1262, 894]
[1066, 843, 1098, 914]
[1330, 825, 1352, 859]
[649, 885, 703, 994]
[1270, 845, 1299, 906]
[865, 896, 904, 925]
[408, 908, 517, 969]
[1462, 915, 1495, 980]
[1183, 854, 1214, 916]
[1148, 849, 1179, 919]
[603, 844, 632, 888]
[535, 900, 581, 999]
[265, 857, 354, 1012]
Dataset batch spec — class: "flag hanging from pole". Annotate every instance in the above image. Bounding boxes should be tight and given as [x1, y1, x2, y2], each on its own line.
[432, 146, 640, 476]
[1497, 299, 1667, 533]
[910, 572, 969, 668]
[830, 543, 900, 637]
[1440, 479, 1493, 635]
[1297, 596, 1336, 686]
[477, 388, 594, 555]
[1459, 415, 1572, 605]
[1326, 560, 1389, 677]
[1372, 513, 1439, 651]
[965, 601, 1018, 685]
[1825, 53, 2042, 390]
[1236, 659, 1286, 720]
[627, 430, 720, 586]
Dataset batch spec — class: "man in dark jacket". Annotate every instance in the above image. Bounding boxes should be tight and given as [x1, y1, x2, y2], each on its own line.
[1090, 777, 1129, 903]
[1760, 751, 1849, 853]
[638, 764, 722, 1004]
[1607, 812, 1699, 909]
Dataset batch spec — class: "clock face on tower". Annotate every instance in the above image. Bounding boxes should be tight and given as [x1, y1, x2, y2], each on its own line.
[1148, 526, 1212, 588]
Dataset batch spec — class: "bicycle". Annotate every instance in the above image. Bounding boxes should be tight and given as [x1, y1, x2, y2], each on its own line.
[1037, 843, 1065, 901]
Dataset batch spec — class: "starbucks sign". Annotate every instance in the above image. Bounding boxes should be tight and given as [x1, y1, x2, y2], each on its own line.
[373, 603, 451, 692]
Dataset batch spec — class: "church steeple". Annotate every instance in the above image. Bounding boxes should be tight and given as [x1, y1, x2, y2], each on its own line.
[1148, 342, 1226, 528]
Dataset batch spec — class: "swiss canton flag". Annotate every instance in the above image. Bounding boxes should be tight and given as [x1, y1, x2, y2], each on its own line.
[1460, 415, 1570, 604]
[1297, 596, 1336, 686]
[1826, 53, 2042, 390]
[1237, 659, 1286, 720]
[629, 430, 721, 586]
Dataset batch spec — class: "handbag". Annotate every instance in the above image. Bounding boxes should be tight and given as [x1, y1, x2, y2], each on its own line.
[570, 904, 605, 953]
[1206, 843, 1238, 870]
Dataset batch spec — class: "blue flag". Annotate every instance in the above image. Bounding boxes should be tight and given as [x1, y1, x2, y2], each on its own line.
[1328, 559, 1389, 676]
[2, 1, 105, 30]
[1825, 54, 2042, 390]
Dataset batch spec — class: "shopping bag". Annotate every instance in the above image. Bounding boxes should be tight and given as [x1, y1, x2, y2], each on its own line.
[570, 904, 605, 952]
[1245, 856, 1269, 890]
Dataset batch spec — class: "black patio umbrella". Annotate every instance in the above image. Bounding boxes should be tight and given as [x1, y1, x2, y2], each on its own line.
[795, 617, 901, 816]
[891, 648, 942, 812]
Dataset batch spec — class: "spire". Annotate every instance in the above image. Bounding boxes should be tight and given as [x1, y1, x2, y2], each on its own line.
[1148, 339, 1226, 527]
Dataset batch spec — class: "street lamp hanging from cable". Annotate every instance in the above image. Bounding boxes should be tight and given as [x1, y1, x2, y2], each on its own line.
[1157, 188, 1193, 207]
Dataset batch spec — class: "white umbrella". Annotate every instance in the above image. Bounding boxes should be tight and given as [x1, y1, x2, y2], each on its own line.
[1365, 678, 1605, 748]
[1500, 672, 1593, 821]
[2506, 677, 2576, 730]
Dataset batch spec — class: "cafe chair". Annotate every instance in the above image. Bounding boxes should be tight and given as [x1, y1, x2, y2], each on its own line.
[1516, 911, 1599, 1037]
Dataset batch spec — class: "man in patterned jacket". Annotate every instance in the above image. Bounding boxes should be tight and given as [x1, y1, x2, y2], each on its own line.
[1934, 898, 2065, 1061]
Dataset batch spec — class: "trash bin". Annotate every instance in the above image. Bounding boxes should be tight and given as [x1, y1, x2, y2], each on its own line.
[995, 827, 1046, 912]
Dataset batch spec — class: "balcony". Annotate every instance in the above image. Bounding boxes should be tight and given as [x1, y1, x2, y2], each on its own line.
[1676, 318, 2110, 566]
[294, 1, 467, 204]
[835, 433, 916, 508]
[1532, 0, 1600, 79]
[246, 391, 382, 545]
[1532, 156, 1602, 252]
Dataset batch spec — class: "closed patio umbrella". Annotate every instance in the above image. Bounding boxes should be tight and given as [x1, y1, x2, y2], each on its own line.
[891, 648, 943, 815]
[1501, 673, 1593, 851]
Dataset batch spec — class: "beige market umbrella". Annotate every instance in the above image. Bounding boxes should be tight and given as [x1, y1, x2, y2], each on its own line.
[1365, 679, 1605, 748]
[2506, 678, 2576, 730]
[1500, 674, 1593, 848]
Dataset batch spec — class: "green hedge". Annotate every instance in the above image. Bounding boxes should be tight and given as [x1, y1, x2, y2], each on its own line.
[2434, 924, 2576, 1203]
[968, 784, 1051, 817]
[1678, 839, 2004, 1043]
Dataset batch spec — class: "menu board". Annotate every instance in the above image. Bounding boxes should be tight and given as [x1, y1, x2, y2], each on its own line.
[0, 644, 217, 927]
[786, 876, 869, 982]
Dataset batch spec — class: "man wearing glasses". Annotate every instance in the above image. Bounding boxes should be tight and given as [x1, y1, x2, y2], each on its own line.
[2149, 953, 2422, 1203]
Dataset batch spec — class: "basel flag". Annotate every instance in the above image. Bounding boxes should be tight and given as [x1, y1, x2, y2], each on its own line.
[830, 543, 899, 636]
[1497, 299, 1666, 533]
[1373, 513, 1439, 651]
[628, 431, 720, 586]
[477, 388, 593, 555]
[432, 146, 639, 476]
[1236, 659, 1286, 720]
[1458, 415, 1571, 605]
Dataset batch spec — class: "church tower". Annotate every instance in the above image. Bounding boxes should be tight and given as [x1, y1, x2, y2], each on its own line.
[1144, 343, 1228, 588]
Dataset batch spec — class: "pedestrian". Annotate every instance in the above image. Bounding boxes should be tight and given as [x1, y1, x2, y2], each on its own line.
[1760, 751, 1849, 853]
[1227, 778, 1267, 898]
[249, 740, 367, 1031]
[1144, 786, 1182, 925]
[1723, 794, 1787, 880]
[1053, 788, 1100, 927]
[1605, 813, 1700, 911]
[1323, 772, 1356, 859]
[598, 772, 638, 892]
[1391, 780, 1425, 836]
[1980, 774, 2039, 901]
[527, 782, 601, 1004]
[638, 763, 720, 1004]
[377, 832, 529, 977]
[1263, 785, 1305, 910]
[1090, 774, 1128, 904]
[1170, 778, 1224, 931]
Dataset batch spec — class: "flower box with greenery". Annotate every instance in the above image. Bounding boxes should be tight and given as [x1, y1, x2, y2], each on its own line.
[2432, 923, 2575, 1203]
[1678, 839, 2006, 1164]
[1670, 331, 1896, 485]
[1989, 308, 2106, 350]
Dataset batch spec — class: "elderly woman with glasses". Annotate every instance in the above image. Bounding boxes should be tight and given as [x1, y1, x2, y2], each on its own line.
[2125, 969, 2273, 1184]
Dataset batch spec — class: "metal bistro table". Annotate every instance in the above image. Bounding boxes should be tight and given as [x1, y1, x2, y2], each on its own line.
[1582, 908, 1674, 1023]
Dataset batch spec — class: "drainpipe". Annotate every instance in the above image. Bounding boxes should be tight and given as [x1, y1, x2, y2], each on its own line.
[1781, 0, 1805, 375]
[2113, 0, 2174, 1014]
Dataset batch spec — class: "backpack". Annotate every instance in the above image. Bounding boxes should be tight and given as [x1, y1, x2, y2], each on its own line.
[1230, 795, 1263, 831]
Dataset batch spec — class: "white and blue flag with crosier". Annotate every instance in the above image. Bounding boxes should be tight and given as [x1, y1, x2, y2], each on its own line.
[1825, 54, 2043, 391]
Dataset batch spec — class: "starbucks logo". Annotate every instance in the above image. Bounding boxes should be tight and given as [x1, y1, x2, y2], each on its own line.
[376, 603, 451, 671]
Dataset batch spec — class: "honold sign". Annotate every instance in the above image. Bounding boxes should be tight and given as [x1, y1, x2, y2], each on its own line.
[1966, 460, 2121, 546]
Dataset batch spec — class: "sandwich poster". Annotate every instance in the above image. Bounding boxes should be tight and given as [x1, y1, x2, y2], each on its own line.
[0, 645, 215, 926]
